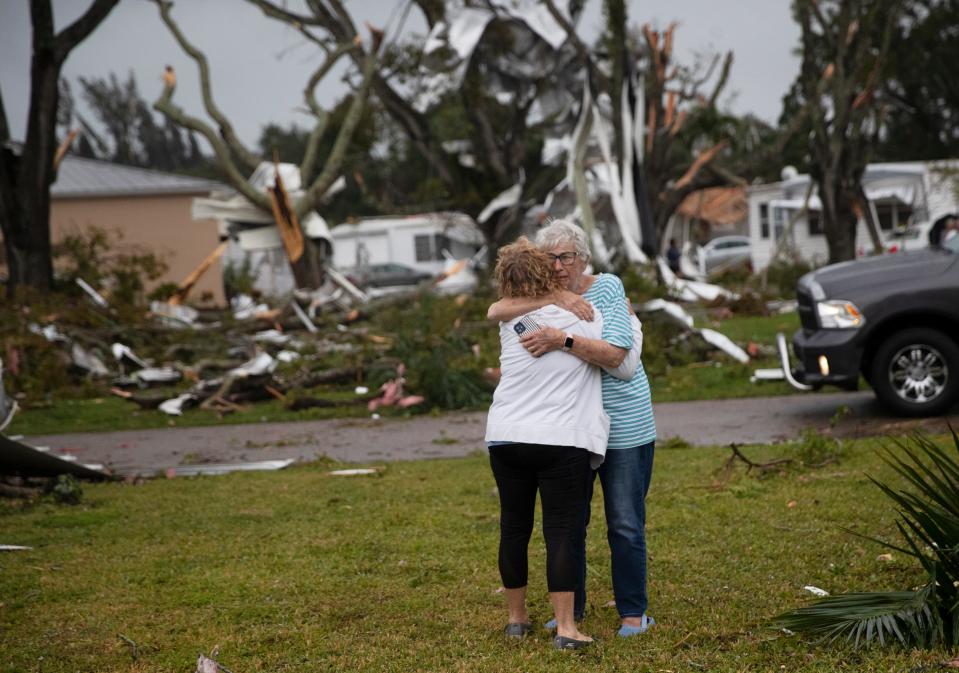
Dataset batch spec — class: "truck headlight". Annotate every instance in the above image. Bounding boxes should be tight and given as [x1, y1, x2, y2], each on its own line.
[817, 300, 865, 328]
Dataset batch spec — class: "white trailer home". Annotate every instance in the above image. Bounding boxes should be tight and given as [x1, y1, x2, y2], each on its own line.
[747, 161, 959, 269]
[329, 212, 484, 275]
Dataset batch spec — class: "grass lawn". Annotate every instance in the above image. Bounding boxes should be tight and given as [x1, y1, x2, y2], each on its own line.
[0, 435, 950, 672]
[8, 313, 805, 437]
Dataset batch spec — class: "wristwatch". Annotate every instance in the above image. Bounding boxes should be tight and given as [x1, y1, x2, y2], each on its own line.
[562, 333, 574, 352]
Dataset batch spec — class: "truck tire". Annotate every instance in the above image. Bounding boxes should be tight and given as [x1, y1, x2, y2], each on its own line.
[870, 328, 959, 417]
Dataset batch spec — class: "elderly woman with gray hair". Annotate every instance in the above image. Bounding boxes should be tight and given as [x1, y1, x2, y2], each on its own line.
[488, 220, 657, 638]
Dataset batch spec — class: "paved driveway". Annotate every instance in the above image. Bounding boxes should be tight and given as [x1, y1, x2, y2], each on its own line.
[22, 391, 956, 475]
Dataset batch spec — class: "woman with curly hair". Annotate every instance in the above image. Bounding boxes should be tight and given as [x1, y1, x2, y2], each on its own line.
[485, 238, 609, 650]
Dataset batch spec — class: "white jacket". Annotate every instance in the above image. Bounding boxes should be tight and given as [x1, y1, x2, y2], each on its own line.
[485, 304, 610, 466]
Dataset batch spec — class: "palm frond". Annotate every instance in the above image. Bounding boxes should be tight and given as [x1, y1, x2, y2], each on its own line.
[772, 429, 959, 649]
[772, 586, 940, 647]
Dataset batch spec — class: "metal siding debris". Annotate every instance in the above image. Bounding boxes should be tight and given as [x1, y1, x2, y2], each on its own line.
[0, 433, 109, 480]
[170, 459, 295, 477]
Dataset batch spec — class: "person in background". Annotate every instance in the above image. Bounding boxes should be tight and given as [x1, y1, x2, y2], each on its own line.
[666, 238, 682, 276]
[943, 214, 959, 243]
[488, 220, 657, 638]
[485, 238, 612, 650]
[928, 213, 957, 247]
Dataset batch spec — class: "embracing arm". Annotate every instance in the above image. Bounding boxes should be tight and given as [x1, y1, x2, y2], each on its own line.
[604, 300, 643, 380]
[519, 326, 627, 369]
[487, 290, 594, 321]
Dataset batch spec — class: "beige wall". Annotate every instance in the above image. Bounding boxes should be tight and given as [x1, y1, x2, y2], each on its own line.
[49, 192, 224, 305]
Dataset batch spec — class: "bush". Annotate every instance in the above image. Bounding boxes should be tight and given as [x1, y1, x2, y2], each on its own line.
[372, 291, 496, 410]
[763, 258, 813, 299]
[55, 226, 169, 307]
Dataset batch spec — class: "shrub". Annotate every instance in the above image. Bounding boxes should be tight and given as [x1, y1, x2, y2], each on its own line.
[55, 226, 169, 307]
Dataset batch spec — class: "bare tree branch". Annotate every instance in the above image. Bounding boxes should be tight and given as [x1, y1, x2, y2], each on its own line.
[300, 41, 353, 184]
[52, 0, 120, 62]
[245, 0, 321, 26]
[152, 0, 261, 173]
[153, 79, 271, 212]
[297, 53, 378, 219]
[707, 51, 734, 108]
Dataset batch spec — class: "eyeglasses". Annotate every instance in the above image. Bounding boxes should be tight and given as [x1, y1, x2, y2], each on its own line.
[547, 252, 580, 266]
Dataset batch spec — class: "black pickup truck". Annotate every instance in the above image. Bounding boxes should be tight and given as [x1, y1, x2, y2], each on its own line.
[784, 235, 959, 417]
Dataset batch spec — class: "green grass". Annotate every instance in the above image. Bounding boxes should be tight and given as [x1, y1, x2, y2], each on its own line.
[9, 313, 805, 436]
[652, 311, 802, 402]
[0, 435, 950, 672]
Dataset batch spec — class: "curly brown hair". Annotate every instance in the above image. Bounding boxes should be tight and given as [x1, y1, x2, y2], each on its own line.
[495, 237, 562, 298]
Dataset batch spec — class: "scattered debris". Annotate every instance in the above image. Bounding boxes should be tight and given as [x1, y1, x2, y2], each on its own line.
[638, 300, 753, 364]
[290, 299, 318, 333]
[168, 241, 228, 306]
[804, 585, 829, 597]
[132, 367, 182, 386]
[158, 393, 197, 416]
[656, 257, 737, 303]
[0, 358, 18, 433]
[367, 363, 425, 411]
[638, 299, 694, 328]
[0, 433, 109, 480]
[70, 342, 110, 377]
[328, 468, 380, 476]
[194, 649, 233, 673]
[111, 343, 149, 370]
[169, 459, 295, 477]
[699, 328, 749, 364]
[149, 300, 200, 328]
[76, 277, 109, 309]
[750, 368, 786, 383]
[230, 293, 271, 321]
[117, 633, 139, 661]
[721, 443, 794, 477]
[766, 299, 798, 315]
[0, 544, 32, 551]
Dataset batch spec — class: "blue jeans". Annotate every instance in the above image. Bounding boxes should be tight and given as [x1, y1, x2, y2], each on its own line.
[573, 441, 655, 619]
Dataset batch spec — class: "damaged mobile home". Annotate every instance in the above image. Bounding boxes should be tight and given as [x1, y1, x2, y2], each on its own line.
[193, 163, 485, 298]
[747, 161, 959, 269]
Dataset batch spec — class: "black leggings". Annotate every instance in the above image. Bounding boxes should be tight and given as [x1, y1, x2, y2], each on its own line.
[489, 443, 591, 592]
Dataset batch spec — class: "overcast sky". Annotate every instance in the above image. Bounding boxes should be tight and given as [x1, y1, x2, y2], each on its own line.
[1, 0, 800, 147]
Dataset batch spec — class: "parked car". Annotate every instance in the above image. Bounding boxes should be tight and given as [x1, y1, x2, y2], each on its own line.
[699, 235, 752, 273]
[783, 235, 959, 416]
[343, 263, 433, 289]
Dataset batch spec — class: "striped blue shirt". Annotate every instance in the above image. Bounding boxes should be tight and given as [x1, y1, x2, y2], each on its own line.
[583, 274, 656, 449]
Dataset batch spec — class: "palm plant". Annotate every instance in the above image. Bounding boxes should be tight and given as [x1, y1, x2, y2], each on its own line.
[772, 429, 959, 648]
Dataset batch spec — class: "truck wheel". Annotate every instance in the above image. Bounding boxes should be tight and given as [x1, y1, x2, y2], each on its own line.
[870, 328, 959, 417]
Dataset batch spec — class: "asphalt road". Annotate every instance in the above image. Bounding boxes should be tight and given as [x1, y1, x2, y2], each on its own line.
[22, 391, 957, 475]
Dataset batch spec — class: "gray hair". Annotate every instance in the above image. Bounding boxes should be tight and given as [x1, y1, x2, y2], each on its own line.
[533, 219, 591, 262]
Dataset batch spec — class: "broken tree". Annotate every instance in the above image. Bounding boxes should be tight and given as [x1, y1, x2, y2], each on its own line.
[150, 0, 381, 288]
[785, 0, 903, 263]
